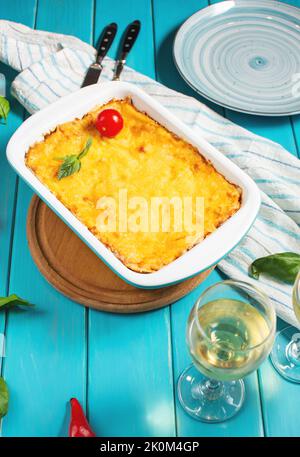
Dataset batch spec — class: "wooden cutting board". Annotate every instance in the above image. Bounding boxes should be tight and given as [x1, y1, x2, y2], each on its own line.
[26, 196, 214, 313]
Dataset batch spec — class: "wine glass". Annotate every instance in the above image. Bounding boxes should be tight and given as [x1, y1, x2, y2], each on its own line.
[270, 270, 300, 383]
[177, 280, 276, 423]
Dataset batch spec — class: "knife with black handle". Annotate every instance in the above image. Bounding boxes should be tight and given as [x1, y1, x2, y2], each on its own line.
[81, 22, 118, 87]
[113, 20, 141, 81]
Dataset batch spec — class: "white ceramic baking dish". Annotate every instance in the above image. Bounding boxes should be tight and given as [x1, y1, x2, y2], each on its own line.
[7, 82, 260, 288]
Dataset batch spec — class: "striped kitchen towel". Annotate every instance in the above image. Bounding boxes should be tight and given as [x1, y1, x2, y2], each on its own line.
[1, 20, 300, 327]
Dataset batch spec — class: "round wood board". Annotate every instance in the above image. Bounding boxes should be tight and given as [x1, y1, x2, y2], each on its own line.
[26, 196, 214, 313]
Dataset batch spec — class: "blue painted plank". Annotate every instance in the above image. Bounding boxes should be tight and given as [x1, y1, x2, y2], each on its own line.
[170, 273, 265, 437]
[286, 0, 300, 159]
[1, 0, 298, 438]
[256, 0, 300, 436]
[153, 0, 223, 115]
[283, 0, 300, 158]
[0, 73, 21, 379]
[226, 111, 298, 154]
[0, 77, 22, 317]
[0, 0, 36, 297]
[37, 0, 94, 43]
[280, 0, 300, 7]
[223, 43, 300, 442]
[152, 0, 264, 436]
[259, 339, 300, 437]
[291, 116, 300, 158]
[87, 0, 176, 437]
[1, 0, 93, 436]
[95, 0, 155, 75]
[0, 0, 37, 429]
[209, 0, 300, 437]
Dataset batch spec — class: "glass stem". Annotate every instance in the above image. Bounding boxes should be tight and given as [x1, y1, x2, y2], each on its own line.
[294, 346, 300, 361]
[287, 338, 300, 364]
[201, 378, 224, 401]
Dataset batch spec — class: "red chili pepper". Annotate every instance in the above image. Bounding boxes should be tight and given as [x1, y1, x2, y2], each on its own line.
[69, 398, 96, 437]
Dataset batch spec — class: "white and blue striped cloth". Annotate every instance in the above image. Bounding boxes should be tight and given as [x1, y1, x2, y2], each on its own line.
[1, 20, 300, 327]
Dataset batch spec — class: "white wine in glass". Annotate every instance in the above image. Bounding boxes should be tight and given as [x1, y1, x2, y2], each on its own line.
[178, 281, 276, 423]
[270, 270, 300, 382]
[189, 298, 273, 381]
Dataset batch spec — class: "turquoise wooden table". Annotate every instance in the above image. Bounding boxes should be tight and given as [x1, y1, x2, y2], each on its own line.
[1, 0, 300, 438]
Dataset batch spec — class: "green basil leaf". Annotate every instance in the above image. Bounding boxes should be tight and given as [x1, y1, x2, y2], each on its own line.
[61, 154, 77, 164]
[0, 96, 10, 122]
[0, 377, 9, 418]
[57, 138, 92, 179]
[77, 137, 93, 160]
[0, 294, 34, 310]
[249, 252, 300, 284]
[57, 156, 81, 180]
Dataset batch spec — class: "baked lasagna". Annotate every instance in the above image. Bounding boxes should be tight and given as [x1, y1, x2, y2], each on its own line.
[26, 99, 241, 273]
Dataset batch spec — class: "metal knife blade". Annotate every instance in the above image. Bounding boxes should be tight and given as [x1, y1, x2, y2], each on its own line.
[82, 22, 118, 87]
[113, 20, 141, 81]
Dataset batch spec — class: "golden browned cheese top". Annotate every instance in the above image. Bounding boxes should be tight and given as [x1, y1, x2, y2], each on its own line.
[26, 99, 241, 272]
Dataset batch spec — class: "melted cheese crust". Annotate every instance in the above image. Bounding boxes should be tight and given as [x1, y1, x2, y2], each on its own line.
[26, 99, 241, 273]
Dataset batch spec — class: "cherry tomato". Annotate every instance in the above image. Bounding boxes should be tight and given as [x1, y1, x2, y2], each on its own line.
[95, 109, 124, 138]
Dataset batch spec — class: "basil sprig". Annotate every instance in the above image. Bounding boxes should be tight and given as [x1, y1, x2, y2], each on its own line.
[0, 377, 8, 419]
[249, 252, 300, 284]
[57, 137, 93, 180]
[0, 294, 34, 310]
[0, 96, 10, 124]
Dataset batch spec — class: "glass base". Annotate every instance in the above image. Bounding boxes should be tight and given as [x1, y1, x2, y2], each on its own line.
[270, 326, 300, 383]
[177, 364, 245, 423]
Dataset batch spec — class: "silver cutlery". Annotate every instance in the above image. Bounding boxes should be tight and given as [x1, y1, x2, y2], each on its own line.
[81, 22, 117, 87]
[113, 20, 141, 81]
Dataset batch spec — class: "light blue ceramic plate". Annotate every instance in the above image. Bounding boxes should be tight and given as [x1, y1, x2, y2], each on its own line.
[173, 0, 300, 116]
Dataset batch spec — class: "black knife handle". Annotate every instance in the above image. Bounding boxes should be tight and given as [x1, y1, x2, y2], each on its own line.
[121, 20, 141, 58]
[96, 23, 118, 63]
